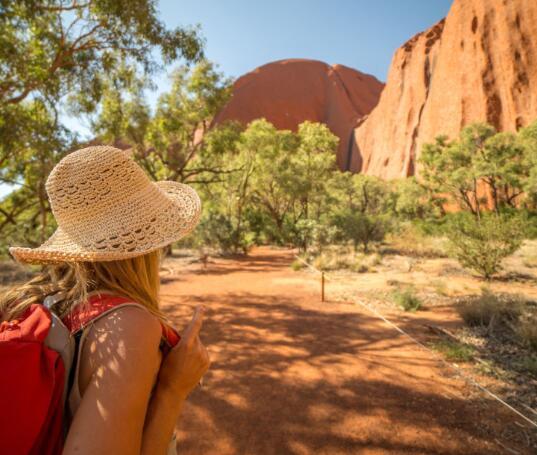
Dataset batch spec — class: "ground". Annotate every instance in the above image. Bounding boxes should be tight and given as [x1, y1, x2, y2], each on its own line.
[160, 246, 536, 455]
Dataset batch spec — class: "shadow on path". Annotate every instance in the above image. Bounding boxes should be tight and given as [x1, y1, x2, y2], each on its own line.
[160, 248, 533, 455]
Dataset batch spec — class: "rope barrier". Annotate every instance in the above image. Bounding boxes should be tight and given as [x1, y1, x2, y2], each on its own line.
[294, 255, 537, 430]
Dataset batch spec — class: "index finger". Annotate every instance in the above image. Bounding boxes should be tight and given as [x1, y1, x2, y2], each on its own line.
[183, 305, 205, 339]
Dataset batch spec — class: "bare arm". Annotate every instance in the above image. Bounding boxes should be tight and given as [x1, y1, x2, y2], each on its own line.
[141, 305, 210, 454]
[63, 306, 163, 455]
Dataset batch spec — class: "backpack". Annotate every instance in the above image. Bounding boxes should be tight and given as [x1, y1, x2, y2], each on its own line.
[0, 292, 180, 455]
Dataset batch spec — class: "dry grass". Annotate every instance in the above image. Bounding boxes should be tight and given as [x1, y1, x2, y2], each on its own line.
[384, 225, 447, 258]
[517, 319, 537, 351]
[457, 291, 524, 329]
[306, 248, 383, 273]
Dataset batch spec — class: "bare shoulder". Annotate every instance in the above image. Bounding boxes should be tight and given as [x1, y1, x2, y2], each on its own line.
[80, 305, 163, 386]
[89, 304, 163, 345]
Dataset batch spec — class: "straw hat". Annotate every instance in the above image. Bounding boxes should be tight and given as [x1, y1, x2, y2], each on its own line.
[9, 146, 201, 264]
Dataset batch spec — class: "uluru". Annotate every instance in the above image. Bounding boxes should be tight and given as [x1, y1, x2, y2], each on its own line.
[213, 59, 384, 169]
[349, 0, 537, 178]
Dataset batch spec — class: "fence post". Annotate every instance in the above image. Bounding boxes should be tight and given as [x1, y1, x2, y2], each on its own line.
[321, 272, 325, 302]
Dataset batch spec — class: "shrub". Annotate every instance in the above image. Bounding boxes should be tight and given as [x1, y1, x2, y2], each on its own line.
[312, 251, 349, 271]
[351, 262, 369, 273]
[392, 287, 422, 312]
[517, 319, 537, 351]
[332, 212, 387, 253]
[392, 177, 434, 219]
[446, 212, 526, 279]
[197, 214, 236, 253]
[431, 279, 448, 296]
[369, 253, 383, 266]
[291, 260, 303, 271]
[514, 356, 537, 375]
[350, 253, 381, 273]
[386, 223, 447, 258]
[430, 339, 475, 362]
[458, 290, 524, 329]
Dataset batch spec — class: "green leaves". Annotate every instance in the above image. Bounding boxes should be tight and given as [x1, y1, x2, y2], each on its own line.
[445, 212, 526, 279]
[419, 122, 531, 215]
[0, 0, 204, 108]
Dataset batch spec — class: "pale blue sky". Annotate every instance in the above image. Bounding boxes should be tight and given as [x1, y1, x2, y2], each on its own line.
[154, 0, 452, 91]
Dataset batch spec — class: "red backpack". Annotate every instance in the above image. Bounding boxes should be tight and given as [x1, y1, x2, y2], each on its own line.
[0, 293, 180, 455]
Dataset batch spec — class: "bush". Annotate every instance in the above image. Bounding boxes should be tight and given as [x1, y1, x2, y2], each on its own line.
[446, 212, 526, 279]
[351, 262, 369, 273]
[458, 290, 524, 329]
[386, 223, 447, 258]
[332, 212, 387, 253]
[392, 177, 434, 219]
[312, 252, 336, 271]
[349, 252, 381, 273]
[312, 250, 352, 271]
[514, 356, 537, 375]
[517, 319, 537, 351]
[290, 260, 303, 271]
[392, 287, 422, 312]
[430, 339, 475, 362]
[197, 213, 255, 254]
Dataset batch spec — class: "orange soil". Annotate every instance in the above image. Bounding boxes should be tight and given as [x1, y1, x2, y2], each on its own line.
[160, 247, 532, 455]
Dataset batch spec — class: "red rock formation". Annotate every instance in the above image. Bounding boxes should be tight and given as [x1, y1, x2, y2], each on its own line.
[213, 59, 384, 169]
[351, 0, 537, 178]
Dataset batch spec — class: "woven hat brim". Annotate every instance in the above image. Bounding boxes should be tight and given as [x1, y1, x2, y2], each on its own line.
[9, 181, 201, 264]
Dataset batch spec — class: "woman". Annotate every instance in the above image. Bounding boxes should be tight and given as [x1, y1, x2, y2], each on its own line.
[1, 145, 210, 454]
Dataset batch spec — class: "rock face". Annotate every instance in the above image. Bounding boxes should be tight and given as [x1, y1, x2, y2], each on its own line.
[350, 0, 537, 178]
[213, 59, 384, 169]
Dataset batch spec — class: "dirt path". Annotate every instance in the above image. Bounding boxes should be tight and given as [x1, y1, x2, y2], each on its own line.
[160, 247, 532, 455]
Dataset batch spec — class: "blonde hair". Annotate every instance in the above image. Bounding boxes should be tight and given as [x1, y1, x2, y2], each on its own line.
[0, 249, 163, 322]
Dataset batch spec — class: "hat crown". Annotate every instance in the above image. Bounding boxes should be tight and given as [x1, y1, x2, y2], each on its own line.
[46, 146, 150, 228]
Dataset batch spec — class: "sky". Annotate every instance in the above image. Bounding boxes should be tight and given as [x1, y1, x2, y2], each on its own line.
[153, 0, 452, 94]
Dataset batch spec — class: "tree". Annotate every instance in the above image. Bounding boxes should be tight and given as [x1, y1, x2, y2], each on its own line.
[0, 1, 204, 252]
[326, 173, 389, 252]
[247, 120, 297, 241]
[329, 172, 390, 214]
[0, 100, 73, 248]
[520, 120, 537, 208]
[332, 212, 386, 253]
[94, 60, 234, 184]
[420, 123, 529, 217]
[0, 0, 203, 156]
[446, 212, 525, 280]
[392, 177, 434, 219]
[420, 133, 481, 216]
[473, 131, 527, 211]
[289, 122, 339, 220]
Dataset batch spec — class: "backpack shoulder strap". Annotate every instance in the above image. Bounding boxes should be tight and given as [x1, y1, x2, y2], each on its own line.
[62, 293, 139, 334]
[62, 292, 181, 348]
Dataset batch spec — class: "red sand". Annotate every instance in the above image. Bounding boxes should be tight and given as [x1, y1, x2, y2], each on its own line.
[160, 247, 532, 454]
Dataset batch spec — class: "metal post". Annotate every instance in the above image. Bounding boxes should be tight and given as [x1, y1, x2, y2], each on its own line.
[321, 272, 325, 302]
